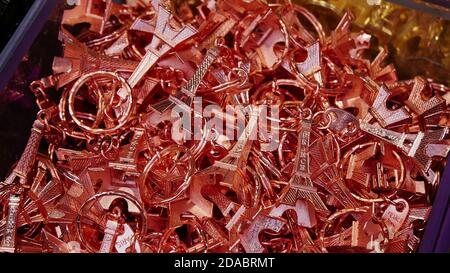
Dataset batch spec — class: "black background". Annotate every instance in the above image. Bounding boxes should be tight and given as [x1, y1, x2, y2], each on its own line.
[0, 253, 444, 273]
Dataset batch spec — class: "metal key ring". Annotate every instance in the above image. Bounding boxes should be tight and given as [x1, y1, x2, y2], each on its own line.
[139, 145, 195, 206]
[283, 4, 326, 46]
[68, 71, 133, 135]
[76, 190, 147, 253]
[157, 212, 208, 253]
[339, 142, 405, 203]
[318, 207, 368, 252]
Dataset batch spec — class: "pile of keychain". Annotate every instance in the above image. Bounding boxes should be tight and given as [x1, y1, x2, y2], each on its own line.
[0, 0, 449, 253]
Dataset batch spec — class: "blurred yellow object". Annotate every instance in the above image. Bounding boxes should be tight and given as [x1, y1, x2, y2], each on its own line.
[294, 0, 450, 85]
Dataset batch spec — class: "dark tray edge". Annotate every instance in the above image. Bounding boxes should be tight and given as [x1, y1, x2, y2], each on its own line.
[0, 0, 58, 92]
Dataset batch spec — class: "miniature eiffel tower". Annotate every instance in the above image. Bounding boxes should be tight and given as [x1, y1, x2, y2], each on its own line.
[325, 107, 450, 174]
[54, 29, 138, 89]
[201, 104, 261, 201]
[108, 128, 145, 176]
[367, 83, 410, 128]
[126, 1, 197, 89]
[93, 128, 146, 203]
[0, 194, 21, 253]
[309, 135, 359, 209]
[239, 210, 286, 253]
[0, 120, 44, 253]
[151, 47, 219, 114]
[405, 77, 446, 129]
[278, 118, 329, 214]
[359, 122, 449, 173]
[19, 161, 64, 226]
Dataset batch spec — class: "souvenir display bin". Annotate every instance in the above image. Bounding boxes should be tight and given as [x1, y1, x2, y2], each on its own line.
[0, 0, 449, 253]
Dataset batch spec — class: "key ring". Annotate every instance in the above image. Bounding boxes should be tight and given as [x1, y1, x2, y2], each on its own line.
[157, 212, 209, 253]
[281, 3, 326, 46]
[67, 71, 134, 135]
[76, 191, 147, 253]
[252, 79, 313, 108]
[339, 142, 405, 203]
[139, 145, 195, 206]
[318, 207, 368, 251]
[211, 67, 250, 93]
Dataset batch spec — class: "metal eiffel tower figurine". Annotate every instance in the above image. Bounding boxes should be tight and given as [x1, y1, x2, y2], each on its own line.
[359, 122, 449, 173]
[310, 161, 359, 209]
[126, 1, 197, 89]
[405, 77, 446, 129]
[368, 83, 410, 128]
[201, 184, 239, 218]
[201, 105, 261, 202]
[0, 119, 44, 190]
[278, 117, 329, 214]
[239, 211, 286, 253]
[0, 120, 44, 253]
[324, 107, 450, 173]
[151, 47, 220, 114]
[92, 128, 147, 202]
[168, 177, 215, 228]
[53, 29, 139, 89]
[108, 128, 145, 176]
[0, 194, 21, 253]
[21, 161, 64, 223]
